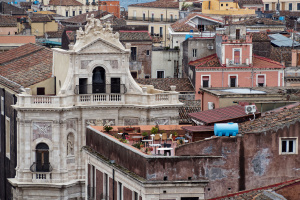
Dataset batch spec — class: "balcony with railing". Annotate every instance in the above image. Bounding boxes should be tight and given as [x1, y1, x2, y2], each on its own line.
[221, 34, 252, 44]
[127, 16, 178, 23]
[30, 162, 53, 183]
[15, 85, 181, 108]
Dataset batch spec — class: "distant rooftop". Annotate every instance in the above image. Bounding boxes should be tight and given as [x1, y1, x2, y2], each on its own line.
[217, 88, 266, 94]
[269, 33, 300, 47]
[128, 0, 179, 9]
[135, 78, 194, 92]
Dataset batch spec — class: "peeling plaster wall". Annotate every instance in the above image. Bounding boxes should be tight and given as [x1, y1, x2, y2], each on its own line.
[175, 120, 300, 199]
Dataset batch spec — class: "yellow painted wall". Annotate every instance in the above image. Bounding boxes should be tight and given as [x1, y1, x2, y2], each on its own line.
[29, 77, 55, 95]
[29, 20, 58, 36]
[202, 0, 255, 15]
[53, 51, 70, 93]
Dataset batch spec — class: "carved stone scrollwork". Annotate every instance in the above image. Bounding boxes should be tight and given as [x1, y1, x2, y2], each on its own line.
[32, 122, 52, 141]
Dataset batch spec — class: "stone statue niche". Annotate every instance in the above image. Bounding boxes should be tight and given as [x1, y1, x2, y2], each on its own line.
[67, 133, 74, 156]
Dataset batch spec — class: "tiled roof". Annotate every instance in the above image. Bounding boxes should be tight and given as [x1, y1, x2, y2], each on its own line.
[189, 54, 284, 69]
[48, 0, 83, 6]
[189, 105, 259, 125]
[29, 15, 53, 22]
[0, 43, 52, 92]
[232, 18, 284, 25]
[170, 13, 222, 32]
[209, 178, 300, 200]
[239, 103, 300, 134]
[0, 2, 27, 15]
[189, 54, 221, 68]
[135, 78, 194, 92]
[46, 29, 64, 38]
[179, 100, 202, 124]
[250, 32, 270, 41]
[62, 10, 109, 24]
[181, 125, 214, 132]
[0, 15, 17, 27]
[237, 0, 263, 7]
[119, 31, 152, 41]
[128, 0, 179, 9]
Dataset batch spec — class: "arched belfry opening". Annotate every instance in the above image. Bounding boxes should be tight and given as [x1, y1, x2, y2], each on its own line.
[92, 67, 106, 93]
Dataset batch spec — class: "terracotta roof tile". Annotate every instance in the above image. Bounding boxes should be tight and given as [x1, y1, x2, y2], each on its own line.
[171, 13, 222, 32]
[250, 32, 270, 41]
[239, 103, 300, 134]
[189, 54, 222, 68]
[129, 0, 179, 9]
[0, 43, 52, 92]
[232, 18, 284, 25]
[135, 78, 194, 92]
[49, 0, 83, 6]
[189, 54, 284, 69]
[29, 15, 53, 23]
[209, 178, 300, 200]
[119, 31, 152, 41]
[0, 15, 17, 27]
[189, 105, 260, 125]
[62, 10, 109, 24]
[237, 0, 263, 7]
[179, 100, 202, 124]
[0, 2, 27, 15]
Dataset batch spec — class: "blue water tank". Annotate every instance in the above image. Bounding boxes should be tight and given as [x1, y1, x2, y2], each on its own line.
[185, 34, 193, 40]
[214, 122, 238, 137]
[279, 16, 285, 21]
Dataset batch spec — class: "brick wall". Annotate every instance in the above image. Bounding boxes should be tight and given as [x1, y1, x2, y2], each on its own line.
[123, 186, 132, 200]
[96, 169, 103, 199]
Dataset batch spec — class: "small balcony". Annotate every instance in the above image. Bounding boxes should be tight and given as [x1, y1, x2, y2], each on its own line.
[30, 162, 53, 183]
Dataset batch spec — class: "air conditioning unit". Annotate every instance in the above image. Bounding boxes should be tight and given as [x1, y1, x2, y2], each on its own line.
[228, 60, 234, 65]
[208, 102, 215, 110]
[207, 45, 214, 50]
[245, 105, 256, 114]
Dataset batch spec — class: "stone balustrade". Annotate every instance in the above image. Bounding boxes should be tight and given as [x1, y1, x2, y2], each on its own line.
[15, 92, 181, 108]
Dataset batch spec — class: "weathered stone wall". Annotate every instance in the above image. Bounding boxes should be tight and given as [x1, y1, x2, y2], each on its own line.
[175, 120, 300, 199]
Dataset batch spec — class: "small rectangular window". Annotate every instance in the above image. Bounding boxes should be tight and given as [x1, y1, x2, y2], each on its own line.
[73, 11, 75, 16]
[150, 26, 154, 36]
[151, 13, 154, 21]
[226, 3, 228, 6]
[143, 13, 145, 21]
[161, 14, 163, 21]
[146, 50, 150, 56]
[265, 4, 269, 11]
[289, 3, 292, 10]
[66, 11, 68, 17]
[134, 192, 138, 200]
[170, 15, 173, 22]
[131, 71, 138, 78]
[230, 76, 236, 87]
[221, 3, 223, 6]
[104, 173, 108, 198]
[192, 49, 197, 57]
[6, 116, 10, 159]
[131, 47, 137, 61]
[160, 27, 163, 37]
[280, 138, 297, 154]
[79, 10, 82, 14]
[257, 75, 265, 87]
[157, 71, 164, 78]
[1, 96, 4, 115]
[298, 3, 300, 10]
[118, 182, 122, 200]
[202, 76, 209, 88]
[37, 87, 45, 95]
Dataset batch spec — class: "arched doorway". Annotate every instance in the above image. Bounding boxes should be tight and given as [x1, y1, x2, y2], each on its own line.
[36, 143, 50, 172]
[92, 67, 106, 93]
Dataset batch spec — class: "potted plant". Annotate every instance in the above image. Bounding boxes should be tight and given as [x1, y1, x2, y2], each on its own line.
[150, 127, 159, 135]
[125, 126, 134, 131]
[172, 131, 178, 140]
[103, 125, 113, 133]
[142, 131, 148, 139]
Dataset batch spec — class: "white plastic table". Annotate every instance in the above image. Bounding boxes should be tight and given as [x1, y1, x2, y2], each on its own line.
[157, 147, 173, 156]
[149, 144, 161, 154]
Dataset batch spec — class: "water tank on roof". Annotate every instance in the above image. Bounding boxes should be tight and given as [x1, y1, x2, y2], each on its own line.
[185, 34, 193, 40]
[214, 123, 238, 137]
[34, 1, 39, 4]
[279, 16, 285, 21]
[190, 30, 194, 33]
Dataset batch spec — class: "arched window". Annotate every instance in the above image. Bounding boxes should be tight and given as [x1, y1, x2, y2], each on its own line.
[92, 67, 106, 93]
[36, 143, 50, 172]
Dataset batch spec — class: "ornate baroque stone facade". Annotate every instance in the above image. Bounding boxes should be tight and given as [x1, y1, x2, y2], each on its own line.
[8, 15, 182, 199]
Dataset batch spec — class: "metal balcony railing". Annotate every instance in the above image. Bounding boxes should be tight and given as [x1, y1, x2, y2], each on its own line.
[128, 16, 177, 23]
[74, 84, 127, 95]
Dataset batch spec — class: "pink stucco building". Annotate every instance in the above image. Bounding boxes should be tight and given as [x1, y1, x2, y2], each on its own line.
[188, 33, 285, 102]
